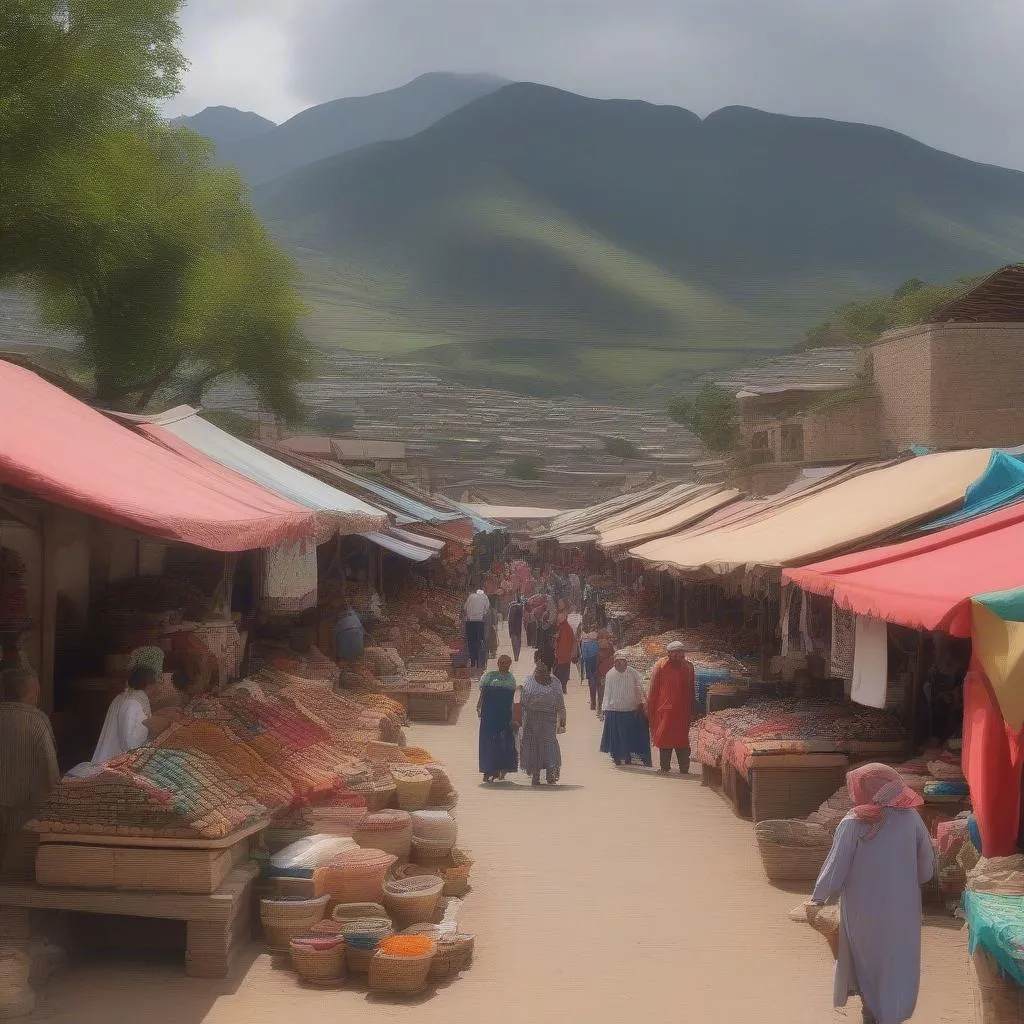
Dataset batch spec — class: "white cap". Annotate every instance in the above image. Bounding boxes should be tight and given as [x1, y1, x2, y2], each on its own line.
[613, 650, 628, 661]
[667, 641, 685, 652]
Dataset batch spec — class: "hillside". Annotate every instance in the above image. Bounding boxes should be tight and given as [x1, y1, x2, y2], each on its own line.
[256, 83, 1024, 396]
[215, 72, 506, 187]
[171, 106, 275, 146]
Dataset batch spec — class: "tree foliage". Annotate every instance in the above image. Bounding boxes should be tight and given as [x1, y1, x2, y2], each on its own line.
[2, 1, 312, 417]
[801, 275, 985, 349]
[506, 455, 546, 480]
[603, 436, 640, 459]
[312, 409, 356, 435]
[668, 384, 739, 453]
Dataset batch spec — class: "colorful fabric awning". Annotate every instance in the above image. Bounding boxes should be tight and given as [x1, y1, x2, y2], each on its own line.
[0, 363, 315, 551]
[122, 407, 389, 538]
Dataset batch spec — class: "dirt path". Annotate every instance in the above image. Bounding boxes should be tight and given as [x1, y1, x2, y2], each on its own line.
[29, 643, 974, 1023]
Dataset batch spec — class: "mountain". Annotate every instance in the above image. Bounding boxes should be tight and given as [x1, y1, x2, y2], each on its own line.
[171, 106, 275, 147]
[216, 72, 507, 188]
[255, 82, 1024, 397]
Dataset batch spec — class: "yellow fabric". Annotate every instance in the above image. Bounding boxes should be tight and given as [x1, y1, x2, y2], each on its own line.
[970, 601, 1024, 731]
[630, 448, 993, 573]
[598, 487, 741, 549]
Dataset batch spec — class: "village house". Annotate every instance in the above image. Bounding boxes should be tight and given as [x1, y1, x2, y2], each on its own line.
[725, 265, 1024, 490]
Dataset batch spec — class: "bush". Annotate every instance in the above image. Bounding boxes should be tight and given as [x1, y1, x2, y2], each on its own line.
[506, 455, 545, 480]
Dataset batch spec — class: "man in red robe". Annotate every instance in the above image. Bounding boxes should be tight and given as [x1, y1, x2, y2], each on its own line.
[647, 641, 694, 774]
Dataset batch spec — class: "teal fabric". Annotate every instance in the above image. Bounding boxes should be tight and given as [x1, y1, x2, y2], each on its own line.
[922, 452, 1024, 533]
[974, 585, 1024, 623]
[962, 891, 1024, 987]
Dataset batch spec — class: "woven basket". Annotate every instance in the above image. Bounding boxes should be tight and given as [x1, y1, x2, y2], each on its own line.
[442, 849, 473, 897]
[331, 902, 387, 923]
[969, 931, 1024, 1022]
[410, 809, 457, 844]
[339, 917, 393, 973]
[805, 903, 840, 959]
[260, 896, 330, 951]
[754, 820, 832, 882]
[364, 741, 408, 764]
[383, 875, 444, 927]
[309, 920, 345, 936]
[353, 810, 413, 859]
[400, 746, 434, 765]
[317, 849, 397, 904]
[289, 935, 347, 986]
[429, 933, 475, 981]
[368, 943, 437, 996]
[412, 836, 456, 862]
[390, 766, 434, 812]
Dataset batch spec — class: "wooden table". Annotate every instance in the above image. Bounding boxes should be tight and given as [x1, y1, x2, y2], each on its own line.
[0, 862, 258, 978]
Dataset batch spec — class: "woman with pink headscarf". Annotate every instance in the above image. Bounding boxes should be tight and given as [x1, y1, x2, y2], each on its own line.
[809, 763, 935, 1024]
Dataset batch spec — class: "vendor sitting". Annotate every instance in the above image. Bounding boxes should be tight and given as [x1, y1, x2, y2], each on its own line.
[0, 668, 59, 872]
[90, 647, 182, 765]
[335, 603, 366, 663]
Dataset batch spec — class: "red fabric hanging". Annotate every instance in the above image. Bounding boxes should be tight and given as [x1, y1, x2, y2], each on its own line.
[961, 661, 1024, 857]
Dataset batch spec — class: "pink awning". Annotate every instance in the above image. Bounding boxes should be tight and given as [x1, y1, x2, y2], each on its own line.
[0, 362, 314, 551]
[784, 499, 1024, 636]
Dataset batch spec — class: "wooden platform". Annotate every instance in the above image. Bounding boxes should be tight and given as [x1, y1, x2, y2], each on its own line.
[36, 836, 249, 894]
[0, 862, 258, 978]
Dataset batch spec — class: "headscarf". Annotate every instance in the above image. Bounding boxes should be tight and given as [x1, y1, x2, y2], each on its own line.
[846, 762, 923, 840]
[128, 646, 165, 677]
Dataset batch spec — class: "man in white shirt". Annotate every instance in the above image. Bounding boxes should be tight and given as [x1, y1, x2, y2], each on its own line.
[91, 664, 181, 765]
[599, 651, 653, 768]
[463, 588, 491, 674]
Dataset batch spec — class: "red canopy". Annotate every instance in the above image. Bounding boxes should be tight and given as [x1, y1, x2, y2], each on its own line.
[784, 499, 1024, 636]
[0, 362, 314, 551]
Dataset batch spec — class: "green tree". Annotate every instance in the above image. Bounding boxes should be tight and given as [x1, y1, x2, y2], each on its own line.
[506, 455, 546, 480]
[312, 409, 357, 434]
[27, 124, 313, 416]
[603, 437, 640, 459]
[668, 384, 739, 453]
[201, 411, 258, 440]
[1, 0, 186, 278]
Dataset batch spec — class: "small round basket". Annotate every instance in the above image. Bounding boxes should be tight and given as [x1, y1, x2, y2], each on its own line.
[289, 935, 348, 987]
[410, 809, 457, 844]
[331, 902, 387, 924]
[317, 848, 398, 904]
[411, 836, 455, 863]
[383, 875, 444, 927]
[754, 820, 832, 883]
[368, 937, 437, 996]
[442, 849, 473, 897]
[390, 765, 434, 812]
[338, 918, 394, 973]
[429, 933, 475, 982]
[805, 902, 840, 959]
[353, 810, 413, 859]
[260, 895, 331, 952]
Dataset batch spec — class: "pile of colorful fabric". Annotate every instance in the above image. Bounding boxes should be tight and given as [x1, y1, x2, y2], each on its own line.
[692, 699, 907, 777]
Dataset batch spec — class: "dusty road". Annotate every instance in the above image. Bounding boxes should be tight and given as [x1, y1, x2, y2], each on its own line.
[28, 646, 974, 1023]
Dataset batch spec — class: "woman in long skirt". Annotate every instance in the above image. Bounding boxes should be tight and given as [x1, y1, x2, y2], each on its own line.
[519, 662, 566, 786]
[476, 655, 519, 783]
[599, 652, 652, 767]
[809, 763, 935, 1024]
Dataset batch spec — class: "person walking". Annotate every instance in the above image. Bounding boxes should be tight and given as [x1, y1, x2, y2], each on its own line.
[647, 640, 694, 774]
[463, 588, 491, 674]
[809, 763, 935, 1024]
[507, 592, 525, 663]
[552, 612, 575, 694]
[519, 661, 566, 786]
[579, 623, 601, 710]
[477, 655, 519, 783]
[599, 652, 652, 767]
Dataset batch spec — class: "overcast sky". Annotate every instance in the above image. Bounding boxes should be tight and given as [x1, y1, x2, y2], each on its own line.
[168, 0, 1024, 169]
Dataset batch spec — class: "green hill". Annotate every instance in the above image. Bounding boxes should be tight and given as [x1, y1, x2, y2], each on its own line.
[215, 73, 506, 188]
[256, 83, 1024, 397]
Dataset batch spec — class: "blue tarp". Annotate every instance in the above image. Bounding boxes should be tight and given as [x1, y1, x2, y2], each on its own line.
[920, 451, 1024, 532]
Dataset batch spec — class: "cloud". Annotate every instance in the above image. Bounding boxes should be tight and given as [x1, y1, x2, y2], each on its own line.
[167, 0, 1024, 168]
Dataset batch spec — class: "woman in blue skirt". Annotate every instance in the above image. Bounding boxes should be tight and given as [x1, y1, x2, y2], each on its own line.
[477, 654, 519, 783]
[599, 651, 652, 767]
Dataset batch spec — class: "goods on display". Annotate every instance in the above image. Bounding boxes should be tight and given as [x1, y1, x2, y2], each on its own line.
[691, 699, 906, 778]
